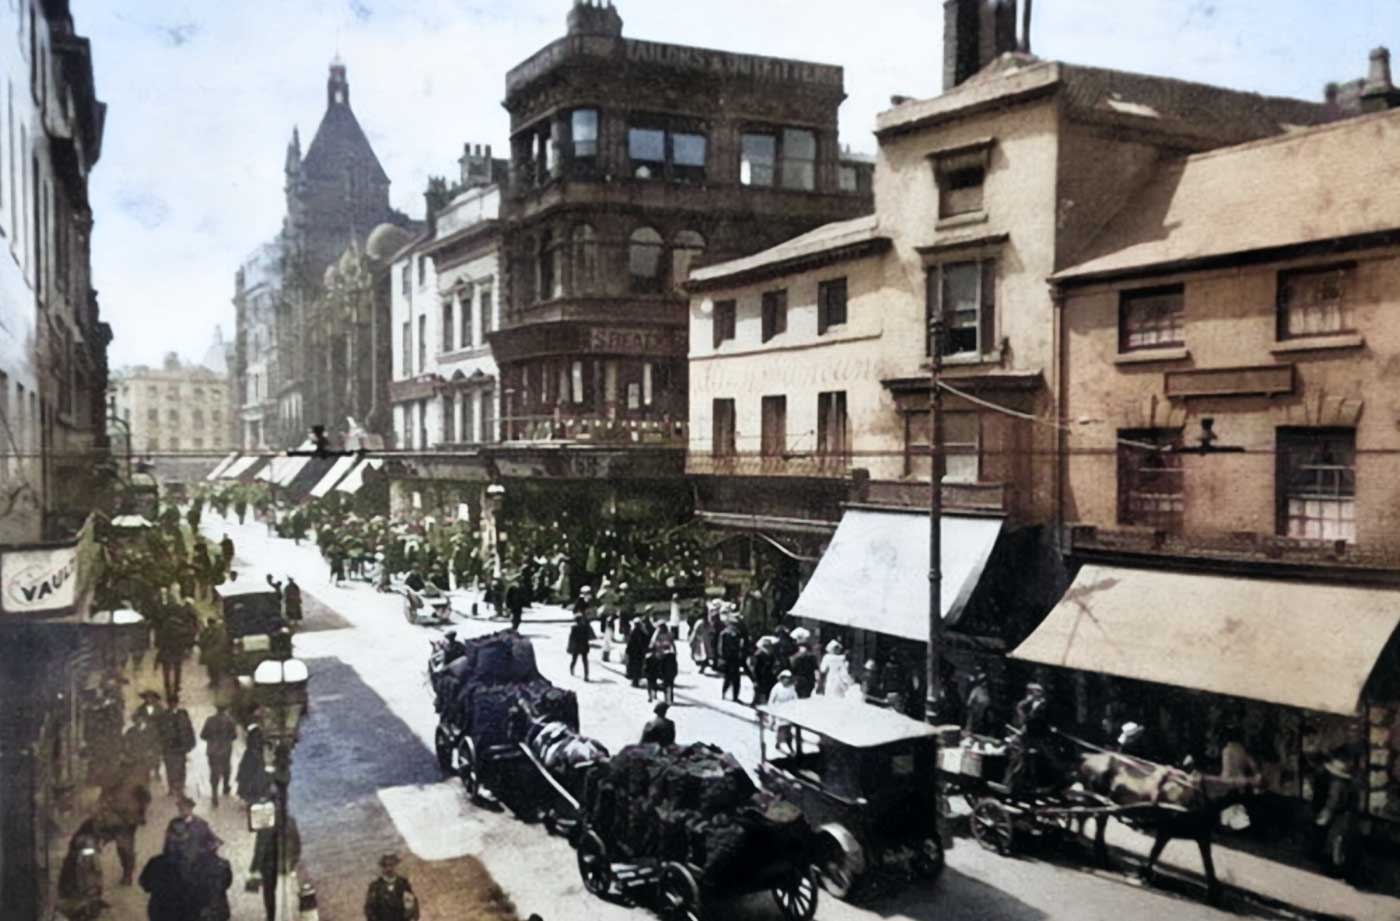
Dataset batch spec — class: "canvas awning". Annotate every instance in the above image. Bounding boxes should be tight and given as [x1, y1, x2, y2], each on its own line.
[1010, 564, 1400, 716]
[205, 452, 239, 481]
[309, 455, 359, 499]
[789, 509, 1002, 642]
[336, 458, 384, 494]
[220, 455, 261, 480]
[275, 456, 312, 487]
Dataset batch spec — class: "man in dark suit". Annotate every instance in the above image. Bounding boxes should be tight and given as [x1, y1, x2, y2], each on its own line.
[364, 852, 418, 921]
[640, 702, 676, 746]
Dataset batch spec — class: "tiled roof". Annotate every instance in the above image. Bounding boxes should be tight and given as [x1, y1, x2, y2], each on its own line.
[688, 215, 886, 289]
[1055, 108, 1400, 282]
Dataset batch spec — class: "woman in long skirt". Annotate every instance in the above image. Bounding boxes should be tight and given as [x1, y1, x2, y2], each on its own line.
[625, 619, 649, 688]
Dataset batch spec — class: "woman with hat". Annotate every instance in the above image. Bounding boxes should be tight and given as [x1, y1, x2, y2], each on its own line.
[648, 621, 678, 705]
[364, 853, 418, 921]
[567, 608, 595, 682]
[818, 640, 854, 699]
[624, 617, 650, 689]
[688, 604, 715, 675]
[749, 637, 779, 706]
[769, 671, 800, 752]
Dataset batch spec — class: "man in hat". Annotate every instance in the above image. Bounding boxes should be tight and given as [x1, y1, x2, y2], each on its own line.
[718, 615, 746, 703]
[201, 703, 238, 808]
[749, 637, 779, 706]
[163, 794, 219, 871]
[964, 669, 995, 737]
[1008, 682, 1056, 792]
[788, 641, 819, 700]
[364, 853, 418, 921]
[640, 702, 676, 746]
[159, 694, 196, 797]
[131, 690, 166, 785]
[284, 576, 303, 624]
[441, 630, 466, 666]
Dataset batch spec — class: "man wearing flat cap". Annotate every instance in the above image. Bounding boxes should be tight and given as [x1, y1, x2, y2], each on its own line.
[365, 852, 418, 921]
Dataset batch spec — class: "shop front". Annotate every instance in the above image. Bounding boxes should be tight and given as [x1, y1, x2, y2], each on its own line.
[1010, 563, 1400, 873]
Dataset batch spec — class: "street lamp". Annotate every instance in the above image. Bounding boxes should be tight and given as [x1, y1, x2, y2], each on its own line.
[484, 483, 506, 582]
[252, 657, 309, 921]
[926, 312, 946, 726]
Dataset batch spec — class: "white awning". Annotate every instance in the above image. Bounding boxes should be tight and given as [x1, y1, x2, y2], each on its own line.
[1010, 564, 1400, 716]
[274, 455, 312, 487]
[310, 455, 359, 499]
[336, 458, 383, 494]
[205, 452, 239, 481]
[789, 509, 1002, 642]
[220, 455, 261, 480]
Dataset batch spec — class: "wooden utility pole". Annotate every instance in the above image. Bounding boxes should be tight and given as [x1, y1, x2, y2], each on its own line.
[927, 312, 945, 725]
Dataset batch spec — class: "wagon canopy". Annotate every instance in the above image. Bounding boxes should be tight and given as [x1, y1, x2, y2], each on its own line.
[1010, 564, 1400, 716]
[758, 697, 940, 748]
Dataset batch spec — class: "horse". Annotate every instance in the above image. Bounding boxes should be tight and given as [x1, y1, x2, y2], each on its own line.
[1076, 751, 1254, 904]
[92, 771, 153, 886]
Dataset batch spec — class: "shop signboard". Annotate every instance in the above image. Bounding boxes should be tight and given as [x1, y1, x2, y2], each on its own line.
[0, 519, 99, 618]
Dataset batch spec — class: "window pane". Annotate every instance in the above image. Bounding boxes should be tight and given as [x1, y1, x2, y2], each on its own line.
[572, 109, 598, 157]
[673, 133, 707, 167]
[1280, 266, 1353, 338]
[782, 129, 816, 191]
[941, 262, 980, 354]
[741, 134, 776, 187]
[1121, 286, 1184, 350]
[629, 128, 666, 163]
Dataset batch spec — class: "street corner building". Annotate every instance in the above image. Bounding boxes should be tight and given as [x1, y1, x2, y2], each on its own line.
[0, 2, 132, 919]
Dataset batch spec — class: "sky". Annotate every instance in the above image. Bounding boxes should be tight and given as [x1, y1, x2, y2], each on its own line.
[77, 0, 1395, 369]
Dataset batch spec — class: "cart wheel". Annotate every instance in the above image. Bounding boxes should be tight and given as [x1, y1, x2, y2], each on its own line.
[458, 736, 480, 800]
[971, 798, 1016, 855]
[772, 868, 819, 921]
[576, 830, 613, 897]
[657, 862, 701, 921]
[817, 835, 860, 900]
[912, 836, 945, 880]
[434, 724, 454, 776]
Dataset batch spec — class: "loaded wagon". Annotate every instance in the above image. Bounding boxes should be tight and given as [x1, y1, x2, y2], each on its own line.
[756, 697, 949, 899]
[574, 742, 820, 921]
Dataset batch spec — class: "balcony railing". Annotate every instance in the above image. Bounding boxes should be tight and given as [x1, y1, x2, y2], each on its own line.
[501, 413, 687, 447]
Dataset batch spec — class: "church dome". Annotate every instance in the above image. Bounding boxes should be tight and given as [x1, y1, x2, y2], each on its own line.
[367, 223, 414, 263]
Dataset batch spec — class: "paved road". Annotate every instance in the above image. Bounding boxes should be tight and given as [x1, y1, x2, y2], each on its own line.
[211, 515, 1273, 921]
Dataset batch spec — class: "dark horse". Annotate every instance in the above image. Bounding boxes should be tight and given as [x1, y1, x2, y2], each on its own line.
[1077, 751, 1254, 904]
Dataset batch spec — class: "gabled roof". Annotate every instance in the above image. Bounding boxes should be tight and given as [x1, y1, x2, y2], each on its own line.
[688, 215, 888, 292]
[302, 104, 390, 185]
[1055, 108, 1400, 284]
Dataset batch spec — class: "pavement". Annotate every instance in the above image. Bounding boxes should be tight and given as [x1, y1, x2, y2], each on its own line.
[188, 513, 1400, 921]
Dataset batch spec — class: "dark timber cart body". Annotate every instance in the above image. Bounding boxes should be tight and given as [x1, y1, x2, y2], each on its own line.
[575, 743, 820, 921]
[756, 698, 951, 900]
[428, 630, 579, 817]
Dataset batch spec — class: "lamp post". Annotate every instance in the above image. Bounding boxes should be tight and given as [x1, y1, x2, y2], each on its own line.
[926, 312, 946, 726]
[484, 483, 506, 582]
[252, 657, 309, 921]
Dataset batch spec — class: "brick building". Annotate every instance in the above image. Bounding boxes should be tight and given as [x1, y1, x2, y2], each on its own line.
[485, 0, 873, 528]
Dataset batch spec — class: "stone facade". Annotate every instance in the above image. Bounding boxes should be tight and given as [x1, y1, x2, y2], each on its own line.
[234, 59, 410, 449]
[108, 354, 232, 471]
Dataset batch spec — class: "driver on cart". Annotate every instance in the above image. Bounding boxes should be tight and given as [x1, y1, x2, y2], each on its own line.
[1006, 682, 1066, 793]
[441, 630, 466, 667]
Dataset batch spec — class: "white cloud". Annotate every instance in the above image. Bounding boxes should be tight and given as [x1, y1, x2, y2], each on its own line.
[78, 0, 1394, 367]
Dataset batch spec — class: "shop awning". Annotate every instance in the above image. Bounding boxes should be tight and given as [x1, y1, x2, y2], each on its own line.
[275, 456, 312, 487]
[1009, 564, 1400, 716]
[789, 509, 1002, 642]
[336, 458, 384, 494]
[309, 455, 359, 499]
[221, 455, 261, 480]
[206, 452, 239, 481]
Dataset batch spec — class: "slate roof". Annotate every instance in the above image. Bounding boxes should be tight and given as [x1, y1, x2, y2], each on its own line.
[1054, 107, 1400, 283]
[878, 54, 1336, 147]
[688, 215, 887, 290]
[302, 103, 390, 185]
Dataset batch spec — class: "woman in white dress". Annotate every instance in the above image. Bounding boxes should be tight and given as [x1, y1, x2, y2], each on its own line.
[818, 640, 854, 698]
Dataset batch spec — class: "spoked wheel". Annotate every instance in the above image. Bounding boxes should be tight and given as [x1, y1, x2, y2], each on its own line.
[457, 736, 480, 800]
[434, 724, 454, 776]
[971, 798, 1016, 855]
[772, 868, 819, 921]
[576, 830, 613, 897]
[817, 836, 861, 900]
[657, 861, 702, 921]
[912, 836, 945, 880]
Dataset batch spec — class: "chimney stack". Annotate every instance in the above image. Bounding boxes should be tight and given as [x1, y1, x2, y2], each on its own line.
[943, 0, 1020, 92]
[1362, 47, 1400, 112]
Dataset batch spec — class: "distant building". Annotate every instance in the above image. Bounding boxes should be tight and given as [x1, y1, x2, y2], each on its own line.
[234, 57, 412, 449]
[387, 146, 505, 517]
[109, 353, 233, 484]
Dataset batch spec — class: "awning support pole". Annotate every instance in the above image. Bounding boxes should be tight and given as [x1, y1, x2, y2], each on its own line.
[927, 310, 946, 726]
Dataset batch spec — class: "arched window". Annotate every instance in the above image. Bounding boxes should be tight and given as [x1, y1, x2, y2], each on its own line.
[572, 224, 599, 294]
[628, 227, 665, 294]
[671, 230, 706, 291]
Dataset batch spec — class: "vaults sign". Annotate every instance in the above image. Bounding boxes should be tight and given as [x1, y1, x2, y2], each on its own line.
[2, 543, 80, 615]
